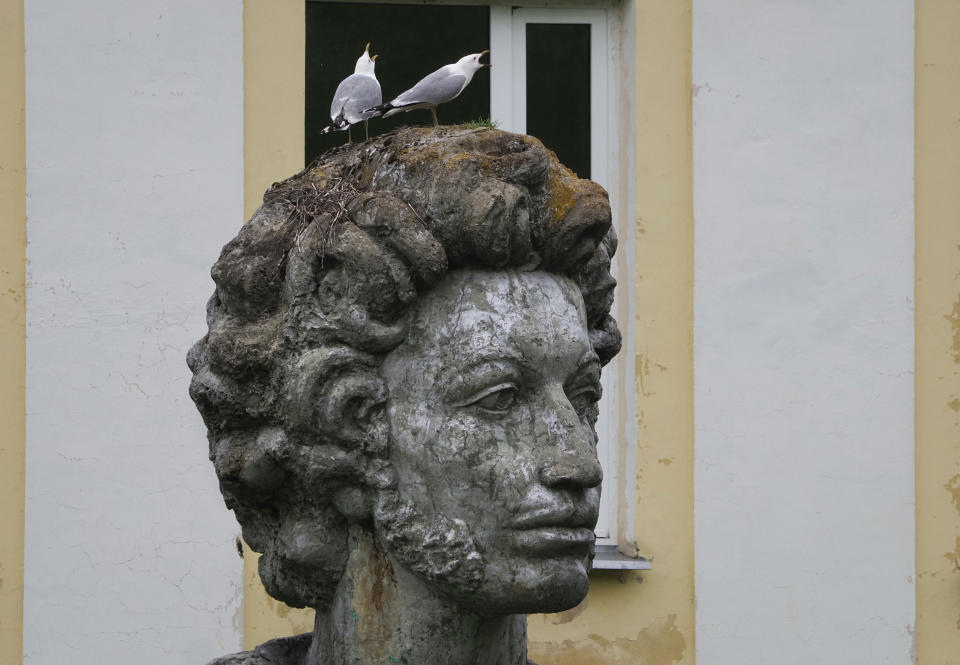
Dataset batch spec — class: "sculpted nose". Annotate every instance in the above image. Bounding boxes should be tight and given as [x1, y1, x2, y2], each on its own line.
[538, 390, 603, 490]
[539, 454, 603, 489]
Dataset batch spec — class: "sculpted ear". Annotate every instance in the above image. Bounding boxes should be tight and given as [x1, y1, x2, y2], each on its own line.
[286, 346, 388, 452]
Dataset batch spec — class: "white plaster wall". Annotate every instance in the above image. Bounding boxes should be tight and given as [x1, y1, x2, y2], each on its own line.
[693, 1, 915, 663]
[23, 2, 245, 662]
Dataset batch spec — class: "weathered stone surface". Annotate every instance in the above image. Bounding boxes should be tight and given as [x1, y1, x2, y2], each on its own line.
[189, 127, 621, 665]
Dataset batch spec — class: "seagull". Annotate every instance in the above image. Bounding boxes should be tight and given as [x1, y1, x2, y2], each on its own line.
[365, 51, 489, 127]
[321, 43, 382, 142]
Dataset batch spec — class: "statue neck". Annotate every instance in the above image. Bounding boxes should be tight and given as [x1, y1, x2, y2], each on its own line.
[305, 527, 528, 665]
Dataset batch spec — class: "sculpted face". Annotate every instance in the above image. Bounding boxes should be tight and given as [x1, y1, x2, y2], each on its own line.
[377, 269, 603, 615]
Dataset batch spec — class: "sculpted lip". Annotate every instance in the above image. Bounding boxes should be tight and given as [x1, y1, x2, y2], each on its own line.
[508, 526, 596, 554]
[508, 506, 598, 530]
[507, 506, 598, 553]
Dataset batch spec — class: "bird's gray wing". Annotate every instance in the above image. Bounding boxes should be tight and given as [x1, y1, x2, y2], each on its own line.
[392, 67, 467, 106]
[330, 74, 382, 124]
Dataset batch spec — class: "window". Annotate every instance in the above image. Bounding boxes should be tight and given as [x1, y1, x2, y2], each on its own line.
[306, 0, 642, 568]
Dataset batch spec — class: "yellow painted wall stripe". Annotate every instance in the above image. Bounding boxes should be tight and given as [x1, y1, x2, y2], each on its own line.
[0, 1, 26, 663]
[243, 0, 306, 221]
[916, 1, 960, 661]
[527, 0, 695, 662]
[242, 0, 310, 649]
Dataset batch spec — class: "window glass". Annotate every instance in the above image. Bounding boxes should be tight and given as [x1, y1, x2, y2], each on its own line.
[306, 1, 491, 162]
[525, 23, 591, 179]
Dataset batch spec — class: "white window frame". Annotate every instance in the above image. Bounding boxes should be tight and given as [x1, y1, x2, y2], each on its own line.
[489, 3, 639, 561]
[504, 8, 608, 188]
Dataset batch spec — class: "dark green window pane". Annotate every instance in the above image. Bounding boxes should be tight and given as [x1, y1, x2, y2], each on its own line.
[525, 23, 590, 179]
[306, 2, 490, 162]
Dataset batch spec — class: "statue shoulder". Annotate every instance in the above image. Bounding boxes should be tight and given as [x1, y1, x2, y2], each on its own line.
[205, 633, 312, 665]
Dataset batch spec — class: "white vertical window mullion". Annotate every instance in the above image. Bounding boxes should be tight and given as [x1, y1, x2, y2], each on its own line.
[589, 10, 608, 191]
[510, 10, 528, 134]
[488, 5, 514, 130]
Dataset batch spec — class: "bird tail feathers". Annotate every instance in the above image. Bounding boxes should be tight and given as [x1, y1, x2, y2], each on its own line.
[362, 102, 393, 118]
[366, 101, 435, 119]
[321, 110, 349, 135]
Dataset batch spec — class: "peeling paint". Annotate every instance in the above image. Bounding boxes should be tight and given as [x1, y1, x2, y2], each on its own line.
[231, 580, 243, 637]
[636, 354, 650, 398]
[948, 398, 960, 412]
[691, 82, 712, 97]
[657, 457, 674, 466]
[946, 295, 960, 363]
[633, 354, 666, 398]
[946, 536, 960, 571]
[530, 614, 686, 665]
[907, 623, 915, 664]
[265, 594, 294, 619]
[1, 288, 24, 305]
[946, 475, 960, 513]
[549, 597, 588, 624]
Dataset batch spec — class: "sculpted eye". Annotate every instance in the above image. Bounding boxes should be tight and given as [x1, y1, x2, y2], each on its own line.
[469, 384, 518, 413]
[568, 386, 601, 421]
[444, 361, 523, 413]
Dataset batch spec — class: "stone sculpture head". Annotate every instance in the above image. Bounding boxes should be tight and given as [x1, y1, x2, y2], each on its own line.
[188, 127, 620, 658]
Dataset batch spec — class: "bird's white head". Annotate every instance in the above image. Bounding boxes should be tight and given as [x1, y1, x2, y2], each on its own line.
[354, 43, 378, 76]
[455, 50, 490, 75]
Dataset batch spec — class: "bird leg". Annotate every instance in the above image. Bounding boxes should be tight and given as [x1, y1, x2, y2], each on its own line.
[364, 120, 369, 141]
[431, 107, 438, 128]
[347, 126, 353, 143]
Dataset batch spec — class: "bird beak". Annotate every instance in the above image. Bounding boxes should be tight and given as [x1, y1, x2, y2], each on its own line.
[372, 54, 378, 61]
[365, 42, 371, 52]
[480, 49, 491, 67]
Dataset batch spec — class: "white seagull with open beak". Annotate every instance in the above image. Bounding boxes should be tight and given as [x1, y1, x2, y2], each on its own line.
[365, 51, 490, 127]
[321, 43, 382, 142]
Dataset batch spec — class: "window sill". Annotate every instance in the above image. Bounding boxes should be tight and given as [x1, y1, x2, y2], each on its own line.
[592, 545, 651, 570]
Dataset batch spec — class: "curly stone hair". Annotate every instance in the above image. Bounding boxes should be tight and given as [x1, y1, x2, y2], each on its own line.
[187, 127, 621, 609]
